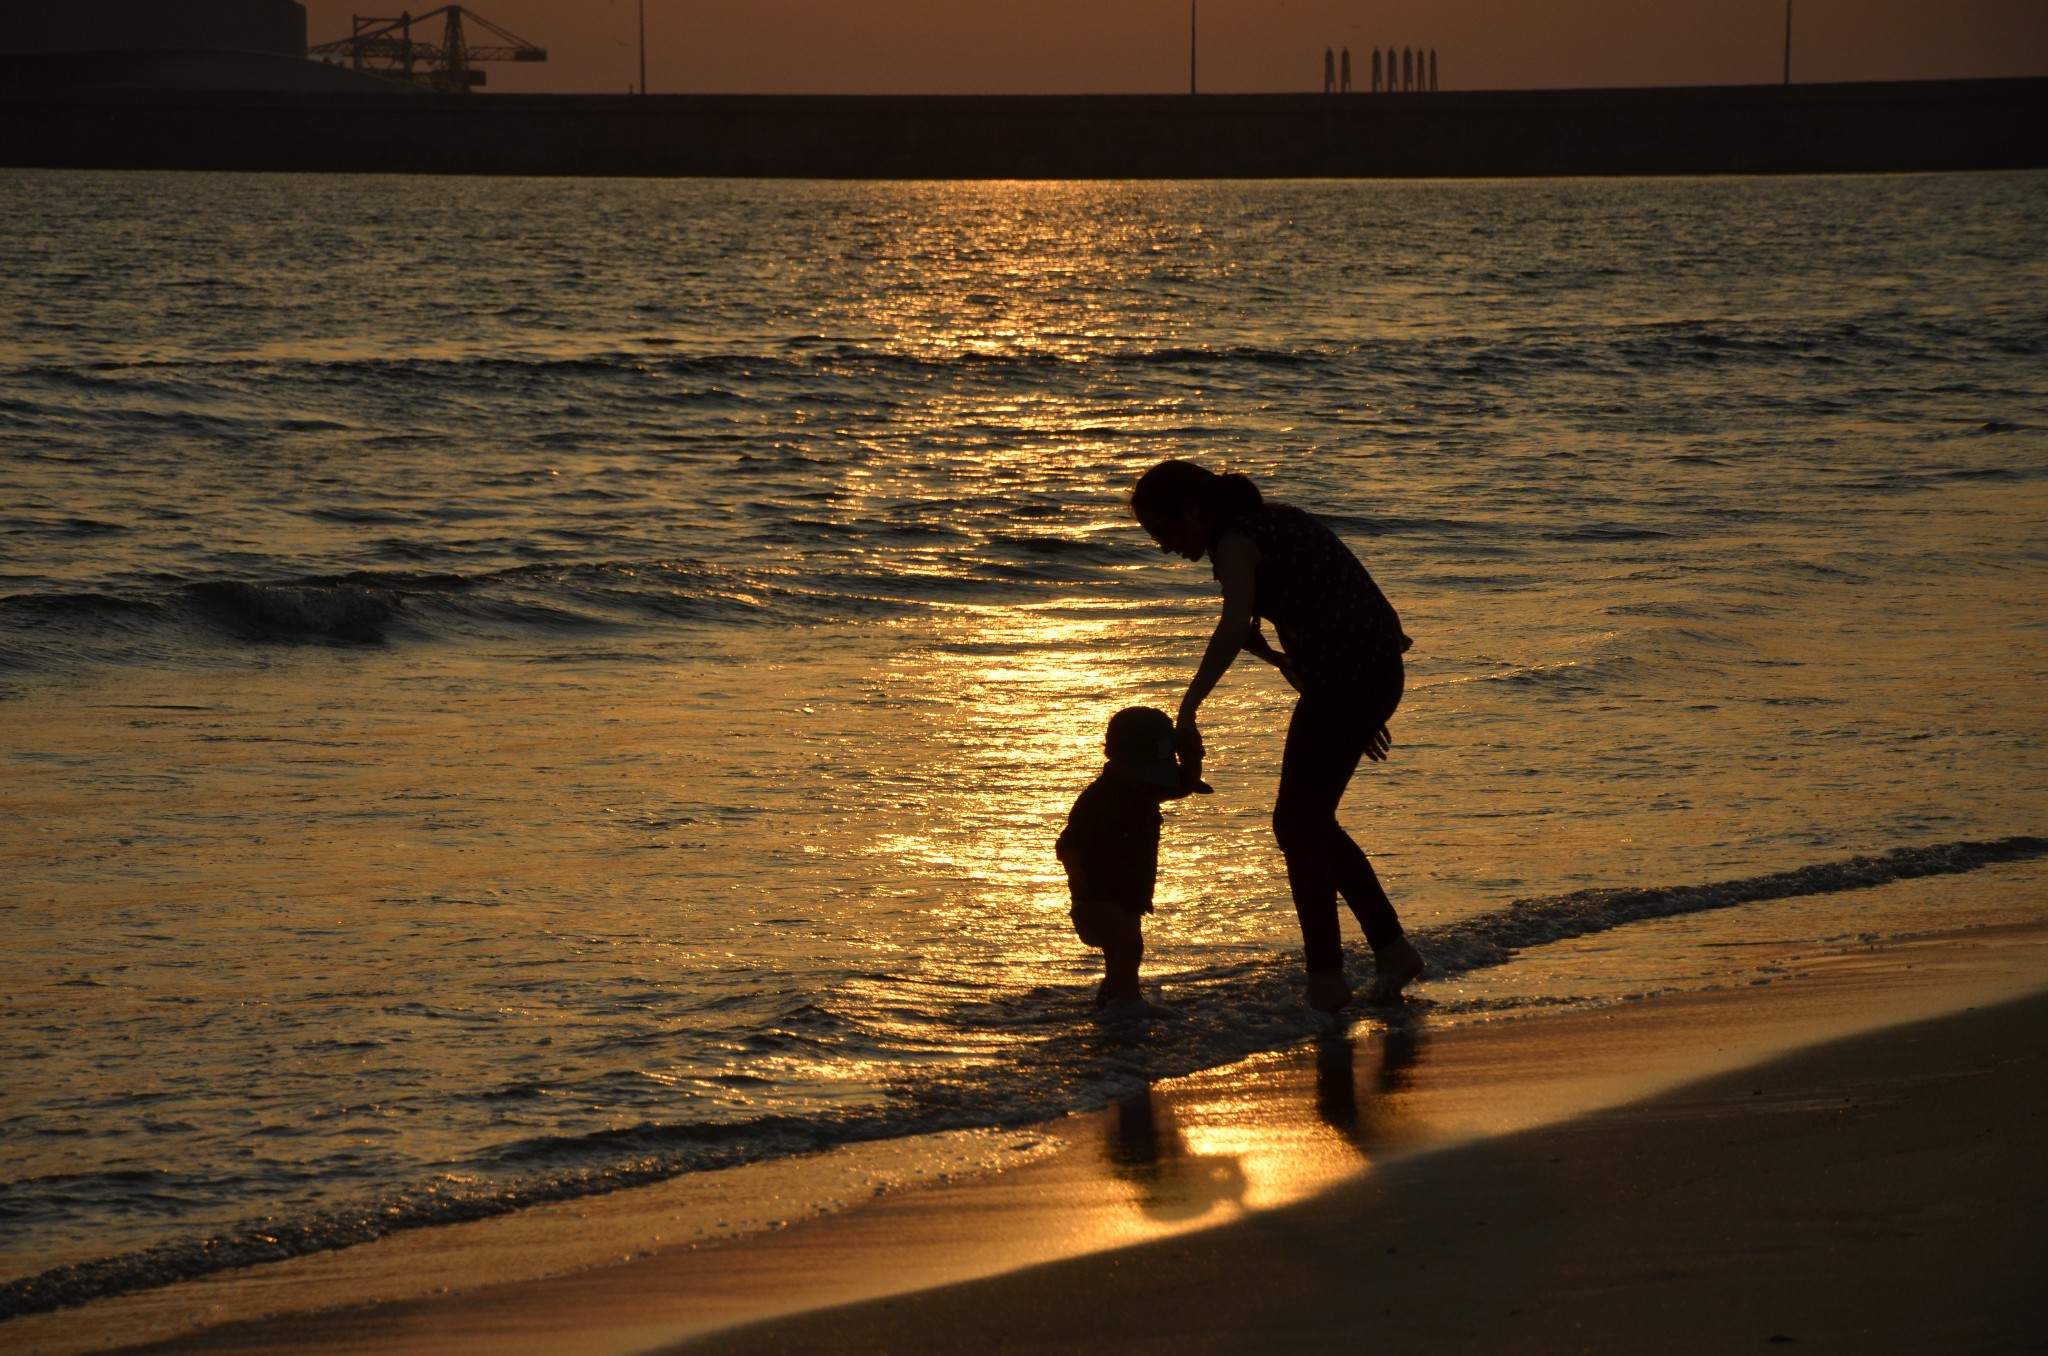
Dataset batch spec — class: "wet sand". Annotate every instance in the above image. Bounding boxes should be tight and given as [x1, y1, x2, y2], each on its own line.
[18, 920, 2047, 1356]
[684, 979, 2048, 1356]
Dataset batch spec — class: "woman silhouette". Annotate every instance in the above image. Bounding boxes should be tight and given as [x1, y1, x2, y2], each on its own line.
[1131, 459, 1424, 1010]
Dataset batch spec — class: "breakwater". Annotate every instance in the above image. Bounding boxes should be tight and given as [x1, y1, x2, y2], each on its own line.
[0, 75, 2042, 177]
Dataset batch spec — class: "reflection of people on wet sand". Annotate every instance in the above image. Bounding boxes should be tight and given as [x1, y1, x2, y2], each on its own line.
[1056, 706, 1206, 1015]
[1314, 1022, 1427, 1148]
[1104, 1086, 1249, 1222]
[1131, 459, 1425, 1012]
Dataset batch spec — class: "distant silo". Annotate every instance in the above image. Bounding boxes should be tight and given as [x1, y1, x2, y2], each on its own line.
[0, 1, 308, 59]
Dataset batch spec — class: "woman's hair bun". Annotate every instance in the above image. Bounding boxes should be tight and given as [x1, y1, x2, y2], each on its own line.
[1214, 472, 1263, 517]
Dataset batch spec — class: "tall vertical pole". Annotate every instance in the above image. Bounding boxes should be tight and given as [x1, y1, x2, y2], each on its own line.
[639, 0, 648, 94]
[1782, 0, 1792, 85]
[1189, 0, 1197, 95]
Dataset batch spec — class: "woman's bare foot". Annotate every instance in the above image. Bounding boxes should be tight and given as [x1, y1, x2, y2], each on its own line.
[1305, 969, 1354, 1013]
[1364, 938, 1425, 1005]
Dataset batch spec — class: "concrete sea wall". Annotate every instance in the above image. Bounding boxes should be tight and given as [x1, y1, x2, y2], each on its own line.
[1, 77, 2041, 177]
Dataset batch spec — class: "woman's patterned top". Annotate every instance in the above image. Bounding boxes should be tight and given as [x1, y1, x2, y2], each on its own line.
[1220, 502, 1408, 699]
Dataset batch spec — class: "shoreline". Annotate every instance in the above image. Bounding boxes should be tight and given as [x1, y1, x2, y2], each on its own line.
[685, 973, 2048, 1356]
[13, 915, 2043, 1355]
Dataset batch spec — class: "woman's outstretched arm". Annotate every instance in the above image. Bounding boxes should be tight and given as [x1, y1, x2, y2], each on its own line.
[1175, 531, 1258, 761]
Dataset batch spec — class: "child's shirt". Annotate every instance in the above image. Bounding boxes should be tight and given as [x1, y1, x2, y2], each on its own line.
[1055, 767, 1162, 915]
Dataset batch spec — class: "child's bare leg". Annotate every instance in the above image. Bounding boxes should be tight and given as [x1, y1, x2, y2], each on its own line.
[1099, 909, 1145, 1006]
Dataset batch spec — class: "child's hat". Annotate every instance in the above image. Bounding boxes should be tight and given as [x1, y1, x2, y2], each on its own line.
[1106, 706, 1184, 789]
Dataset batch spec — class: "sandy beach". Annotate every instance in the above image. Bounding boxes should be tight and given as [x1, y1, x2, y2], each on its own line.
[9, 913, 2037, 1356]
[686, 974, 2048, 1356]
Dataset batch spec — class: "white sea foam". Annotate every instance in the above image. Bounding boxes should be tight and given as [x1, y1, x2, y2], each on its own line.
[5, 836, 2041, 1320]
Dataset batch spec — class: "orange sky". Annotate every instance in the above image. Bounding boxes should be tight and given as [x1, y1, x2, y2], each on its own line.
[301, 1, 2048, 95]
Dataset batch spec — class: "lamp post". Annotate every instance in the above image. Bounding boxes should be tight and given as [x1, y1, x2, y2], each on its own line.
[639, 0, 647, 94]
[1190, 0, 1197, 95]
[1782, 0, 1792, 85]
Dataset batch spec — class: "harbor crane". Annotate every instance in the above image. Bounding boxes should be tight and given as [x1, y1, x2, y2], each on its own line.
[310, 7, 546, 93]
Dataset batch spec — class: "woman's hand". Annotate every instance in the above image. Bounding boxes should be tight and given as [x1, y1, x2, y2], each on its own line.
[1363, 724, 1392, 762]
[1243, 620, 1304, 694]
[1179, 712, 1204, 786]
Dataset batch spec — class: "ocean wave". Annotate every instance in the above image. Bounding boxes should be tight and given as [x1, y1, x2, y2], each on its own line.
[1122, 343, 1334, 370]
[2, 527, 1191, 672]
[0, 590, 166, 625]
[1416, 836, 2048, 976]
[0, 591, 176, 672]
[0, 562, 799, 667]
[187, 580, 403, 643]
[0, 543, 1327, 672]
[1470, 657, 1638, 694]
[6, 833, 2039, 1324]
[1, 338, 1364, 405]
[984, 532, 1128, 561]
[10, 298, 2044, 429]
[1545, 523, 1675, 542]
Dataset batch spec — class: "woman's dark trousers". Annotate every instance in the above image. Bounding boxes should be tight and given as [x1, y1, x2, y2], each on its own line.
[1272, 679, 1404, 973]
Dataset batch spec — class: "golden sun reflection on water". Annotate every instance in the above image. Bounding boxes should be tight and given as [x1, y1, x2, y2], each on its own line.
[864, 600, 1147, 944]
[807, 182, 1224, 365]
[842, 578, 1313, 989]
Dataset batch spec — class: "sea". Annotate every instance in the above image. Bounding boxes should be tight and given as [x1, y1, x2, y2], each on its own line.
[3, 168, 2045, 1321]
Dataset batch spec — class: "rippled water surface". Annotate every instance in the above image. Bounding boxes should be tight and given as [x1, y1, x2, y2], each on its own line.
[2, 169, 2045, 1312]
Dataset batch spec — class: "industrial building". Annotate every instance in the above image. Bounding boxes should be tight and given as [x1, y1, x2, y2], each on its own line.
[3, 0, 308, 57]
[0, 0, 413, 91]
